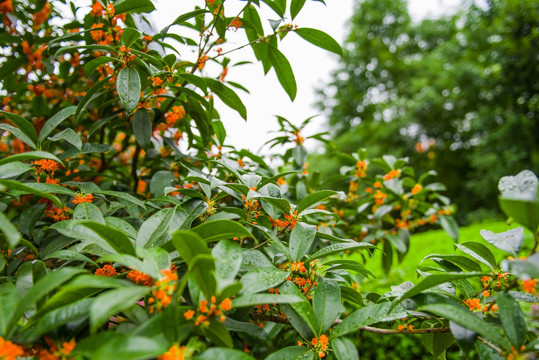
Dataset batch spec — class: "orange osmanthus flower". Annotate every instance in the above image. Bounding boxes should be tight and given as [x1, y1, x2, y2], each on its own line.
[464, 298, 482, 311]
[73, 193, 94, 204]
[0, 336, 24, 360]
[522, 278, 537, 294]
[95, 264, 117, 277]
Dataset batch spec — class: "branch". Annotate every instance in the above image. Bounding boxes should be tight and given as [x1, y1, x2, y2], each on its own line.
[248, 313, 451, 334]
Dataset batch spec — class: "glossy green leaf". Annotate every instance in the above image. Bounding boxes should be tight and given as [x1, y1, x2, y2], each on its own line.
[278, 281, 318, 334]
[313, 277, 341, 333]
[121, 27, 141, 47]
[73, 203, 105, 224]
[455, 242, 496, 269]
[267, 46, 297, 101]
[421, 254, 482, 272]
[416, 297, 510, 350]
[212, 240, 242, 290]
[0, 123, 36, 149]
[332, 337, 359, 360]
[264, 347, 313, 360]
[95, 190, 146, 209]
[297, 190, 337, 214]
[117, 67, 141, 113]
[114, 0, 155, 14]
[498, 197, 539, 233]
[132, 109, 152, 149]
[74, 332, 165, 360]
[323, 259, 375, 278]
[84, 56, 117, 77]
[0, 111, 37, 146]
[295, 28, 343, 56]
[422, 332, 454, 359]
[8, 267, 85, 333]
[171, 230, 210, 265]
[191, 219, 252, 243]
[39, 106, 77, 144]
[77, 220, 136, 256]
[190, 254, 217, 300]
[240, 267, 289, 294]
[332, 302, 408, 338]
[289, 222, 316, 261]
[0, 151, 62, 166]
[231, 294, 305, 308]
[0, 161, 32, 179]
[392, 272, 484, 309]
[497, 292, 526, 348]
[440, 215, 459, 241]
[74, 75, 113, 122]
[309, 242, 375, 260]
[0, 179, 62, 207]
[90, 286, 150, 333]
[137, 207, 177, 248]
[195, 347, 256, 360]
[480, 227, 523, 255]
[205, 78, 247, 120]
[48, 128, 82, 150]
[290, 0, 307, 20]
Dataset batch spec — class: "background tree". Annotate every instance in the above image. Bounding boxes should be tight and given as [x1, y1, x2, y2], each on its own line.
[316, 0, 539, 222]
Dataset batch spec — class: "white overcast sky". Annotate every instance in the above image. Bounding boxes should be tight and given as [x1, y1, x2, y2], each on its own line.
[150, 0, 461, 153]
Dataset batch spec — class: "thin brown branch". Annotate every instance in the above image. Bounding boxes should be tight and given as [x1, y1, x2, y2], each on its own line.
[477, 336, 503, 354]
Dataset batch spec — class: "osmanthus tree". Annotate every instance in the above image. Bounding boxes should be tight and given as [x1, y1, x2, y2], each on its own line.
[0, 0, 537, 359]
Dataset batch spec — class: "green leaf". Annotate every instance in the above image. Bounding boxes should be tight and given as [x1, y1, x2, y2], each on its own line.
[84, 56, 117, 77]
[332, 302, 408, 338]
[332, 337, 359, 360]
[450, 321, 477, 353]
[323, 259, 375, 278]
[0, 161, 32, 179]
[159, 9, 209, 37]
[278, 281, 318, 335]
[416, 295, 510, 350]
[0, 179, 62, 207]
[422, 332, 455, 359]
[205, 78, 247, 120]
[74, 332, 165, 360]
[73, 203, 105, 224]
[267, 46, 297, 101]
[309, 242, 375, 260]
[75, 75, 113, 122]
[171, 230, 210, 266]
[455, 242, 496, 269]
[289, 222, 316, 261]
[116, 67, 141, 113]
[38, 106, 77, 144]
[258, 196, 291, 215]
[0, 283, 18, 336]
[190, 254, 217, 300]
[295, 28, 343, 56]
[121, 27, 141, 47]
[497, 292, 526, 348]
[498, 197, 539, 233]
[240, 267, 289, 294]
[0, 58, 26, 81]
[195, 347, 256, 360]
[0, 111, 37, 147]
[77, 220, 136, 256]
[0, 150, 62, 166]
[114, 0, 155, 14]
[212, 240, 242, 290]
[8, 267, 85, 333]
[480, 227, 523, 255]
[264, 346, 314, 360]
[95, 190, 146, 209]
[89, 286, 151, 333]
[231, 294, 305, 308]
[136, 207, 177, 248]
[45, 249, 97, 266]
[0, 124, 35, 149]
[297, 190, 337, 214]
[392, 272, 485, 309]
[24, 298, 93, 340]
[440, 215, 459, 241]
[290, 0, 307, 20]
[191, 219, 252, 243]
[313, 277, 341, 333]
[421, 254, 482, 272]
[48, 128, 82, 150]
[132, 109, 152, 149]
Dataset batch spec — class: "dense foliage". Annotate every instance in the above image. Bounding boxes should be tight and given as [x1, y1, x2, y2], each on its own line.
[316, 0, 539, 221]
[0, 0, 538, 359]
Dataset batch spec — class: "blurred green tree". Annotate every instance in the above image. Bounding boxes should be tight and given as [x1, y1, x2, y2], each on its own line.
[316, 0, 539, 222]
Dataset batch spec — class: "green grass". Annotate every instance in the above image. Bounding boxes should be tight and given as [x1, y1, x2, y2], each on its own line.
[357, 221, 534, 294]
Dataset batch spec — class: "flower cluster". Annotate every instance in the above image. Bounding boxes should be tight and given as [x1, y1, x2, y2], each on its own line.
[311, 334, 329, 358]
[73, 193, 94, 204]
[94, 264, 117, 277]
[158, 344, 194, 360]
[127, 269, 154, 286]
[0, 336, 24, 360]
[148, 269, 178, 313]
[183, 296, 232, 326]
[285, 260, 320, 298]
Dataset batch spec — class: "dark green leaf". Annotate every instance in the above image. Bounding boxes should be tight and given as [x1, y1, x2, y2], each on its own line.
[309, 242, 375, 260]
[313, 277, 341, 333]
[132, 109, 152, 149]
[267, 46, 297, 101]
[497, 292, 526, 348]
[289, 222, 317, 261]
[295, 28, 343, 56]
[297, 190, 337, 214]
[39, 106, 77, 144]
[205, 78, 247, 120]
[440, 215, 459, 241]
[77, 220, 136, 256]
[114, 0, 155, 14]
[0, 179, 62, 207]
[332, 337, 359, 360]
[117, 67, 141, 113]
[240, 267, 289, 294]
[0, 111, 37, 146]
[0, 150, 62, 166]
[191, 219, 252, 243]
[455, 242, 496, 269]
